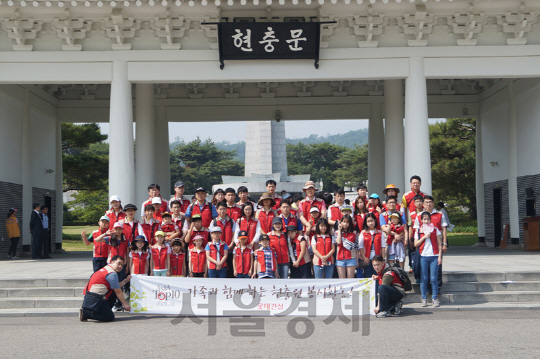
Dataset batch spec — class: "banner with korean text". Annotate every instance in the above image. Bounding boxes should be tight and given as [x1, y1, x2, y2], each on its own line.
[130, 277, 375, 317]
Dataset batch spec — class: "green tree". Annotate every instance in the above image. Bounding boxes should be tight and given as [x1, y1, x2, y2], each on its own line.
[65, 190, 109, 225]
[430, 118, 476, 217]
[287, 142, 348, 192]
[170, 138, 244, 193]
[334, 144, 369, 188]
[62, 123, 108, 191]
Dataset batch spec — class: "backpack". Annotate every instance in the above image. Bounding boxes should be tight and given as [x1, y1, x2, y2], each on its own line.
[383, 263, 412, 292]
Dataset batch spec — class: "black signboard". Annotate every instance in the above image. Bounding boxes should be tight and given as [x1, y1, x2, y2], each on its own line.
[205, 22, 333, 69]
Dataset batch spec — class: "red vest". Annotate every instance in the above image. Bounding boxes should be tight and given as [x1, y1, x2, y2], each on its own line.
[299, 197, 324, 223]
[153, 211, 163, 223]
[108, 235, 128, 260]
[256, 248, 277, 272]
[122, 220, 140, 244]
[337, 232, 357, 260]
[257, 209, 276, 234]
[207, 242, 227, 270]
[382, 202, 401, 212]
[106, 210, 126, 230]
[131, 251, 149, 275]
[170, 252, 185, 276]
[330, 204, 343, 223]
[92, 229, 109, 258]
[227, 205, 242, 221]
[376, 264, 403, 286]
[355, 213, 366, 232]
[272, 196, 282, 211]
[280, 214, 299, 231]
[291, 235, 307, 266]
[419, 230, 440, 255]
[387, 224, 405, 245]
[172, 216, 185, 230]
[190, 202, 214, 228]
[234, 246, 252, 274]
[410, 211, 421, 240]
[160, 223, 178, 239]
[188, 229, 209, 250]
[213, 218, 234, 246]
[143, 197, 169, 214]
[403, 190, 425, 214]
[151, 246, 168, 270]
[269, 232, 289, 264]
[84, 265, 115, 299]
[315, 234, 334, 265]
[173, 196, 191, 213]
[141, 221, 159, 245]
[362, 231, 383, 258]
[238, 217, 258, 244]
[430, 212, 443, 231]
[190, 249, 206, 273]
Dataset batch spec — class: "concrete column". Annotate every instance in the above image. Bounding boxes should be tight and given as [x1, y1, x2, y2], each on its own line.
[475, 114, 486, 246]
[507, 81, 520, 246]
[55, 120, 63, 250]
[404, 57, 432, 195]
[135, 83, 156, 211]
[271, 120, 288, 177]
[368, 103, 385, 196]
[155, 105, 171, 200]
[109, 61, 135, 204]
[245, 121, 273, 176]
[21, 88, 32, 251]
[384, 79, 405, 192]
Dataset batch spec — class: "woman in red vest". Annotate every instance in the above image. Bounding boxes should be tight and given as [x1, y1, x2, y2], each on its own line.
[235, 202, 261, 247]
[354, 197, 368, 232]
[268, 217, 290, 279]
[311, 218, 335, 279]
[105, 195, 126, 230]
[255, 192, 277, 234]
[335, 215, 358, 279]
[414, 212, 443, 308]
[358, 212, 386, 279]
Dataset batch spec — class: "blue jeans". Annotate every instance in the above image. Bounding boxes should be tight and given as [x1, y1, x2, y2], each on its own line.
[313, 264, 335, 279]
[237, 273, 250, 278]
[420, 256, 439, 299]
[277, 263, 290, 279]
[208, 268, 227, 278]
[359, 262, 375, 278]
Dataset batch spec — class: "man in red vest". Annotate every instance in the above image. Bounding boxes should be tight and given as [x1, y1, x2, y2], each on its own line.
[170, 181, 191, 215]
[185, 187, 218, 228]
[141, 183, 169, 217]
[401, 175, 426, 222]
[79, 255, 131, 322]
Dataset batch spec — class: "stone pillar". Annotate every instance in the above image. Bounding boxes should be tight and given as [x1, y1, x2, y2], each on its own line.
[155, 105, 171, 200]
[109, 61, 135, 204]
[507, 81, 520, 247]
[475, 114, 487, 246]
[21, 88, 32, 251]
[135, 83, 156, 211]
[404, 57, 432, 195]
[55, 120, 63, 251]
[368, 103, 385, 196]
[271, 120, 288, 177]
[245, 121, 273, 176]
[384, 79, 405, 193]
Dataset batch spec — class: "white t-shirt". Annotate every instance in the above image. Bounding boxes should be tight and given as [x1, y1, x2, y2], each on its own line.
[415, 227, 442, 257]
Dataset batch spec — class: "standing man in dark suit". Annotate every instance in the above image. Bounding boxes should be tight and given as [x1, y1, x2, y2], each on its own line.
[29, 203, 44, 259]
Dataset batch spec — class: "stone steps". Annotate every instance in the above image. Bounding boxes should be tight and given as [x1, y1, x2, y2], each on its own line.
[0, 297, 83, 309]
[0, 287, 84, 298]
[403, 291, 540, 304]
[410, 281, 540, 293]
[0, 278, 88, 288]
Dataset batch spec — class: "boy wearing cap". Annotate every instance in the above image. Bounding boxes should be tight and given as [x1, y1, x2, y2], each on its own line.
[170, 240, 187, 277]
[82, 216, 112, 272]
[205, 227, 229, 278]
[185, 187, 218, 228]
[120, 204, 145, 244]
[253, 234, 278, 279]
[159, 212, 181, 244]
[105, 195, 126, 230]
[233, 231, 253, 278]
[224, 188, 242, 221]
[328, 189, 346, 227]
[299, 181, 327, 231]
[141, 183, 169, 217]
[189, 235, 207, 277]
[170, 181, 191, 215]
[268, 217, 290, 279]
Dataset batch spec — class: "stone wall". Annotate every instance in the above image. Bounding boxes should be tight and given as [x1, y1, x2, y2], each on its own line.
[0, 181, 23, 255]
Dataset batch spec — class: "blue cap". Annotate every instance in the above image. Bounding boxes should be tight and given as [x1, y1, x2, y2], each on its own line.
[99, 215, 110, 222]
[369, 193, 380, 199]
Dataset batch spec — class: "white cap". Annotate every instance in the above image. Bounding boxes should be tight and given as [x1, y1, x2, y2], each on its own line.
[109, 195, 121, 203]
[151, 197, 162, 205]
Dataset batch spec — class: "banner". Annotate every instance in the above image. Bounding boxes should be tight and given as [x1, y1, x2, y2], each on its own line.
[130, 277, 375, 317]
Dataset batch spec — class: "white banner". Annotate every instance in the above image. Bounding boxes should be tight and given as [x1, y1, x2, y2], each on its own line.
[130, 277, 375, 317]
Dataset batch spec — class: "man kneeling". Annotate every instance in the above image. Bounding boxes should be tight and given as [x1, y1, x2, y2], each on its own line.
[371, 255, 405, 318]
[80, 255, 131, 322]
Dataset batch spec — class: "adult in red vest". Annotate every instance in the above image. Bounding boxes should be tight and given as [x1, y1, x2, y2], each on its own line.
[299, 181, 327, 231]
[268, 217, 290, 279]
[278, 198, 303, 234]
[328, 189, 346, 227]
[286, 225, 311, 279]
[141, 183, 169, 218]
[265, 180, 282, 211]
[371, 255, 405, 318]
[170, 181, 191, 215]
[80, 255, 131, 322]
[224, 187, 242, 221]
[382, 184, 402, 212]
[185, 187, 218, 229]
[255, 192, 278, 234]
[358, 212, 386, 279]
[105, 195, 126, 230]
[401, 175, 426, 222]
[234, 202, 261, 247]
[414, 211, 443, 308]
[311, 218, 335, 279]
[354, 196, 369, 233]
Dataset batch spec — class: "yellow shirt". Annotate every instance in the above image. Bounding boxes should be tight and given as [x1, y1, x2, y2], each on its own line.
[6, 215, 21, 238]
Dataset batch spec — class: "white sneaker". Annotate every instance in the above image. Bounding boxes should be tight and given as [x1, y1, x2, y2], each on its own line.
[432, 299, 440, 307]
[421, 299, 428, 307]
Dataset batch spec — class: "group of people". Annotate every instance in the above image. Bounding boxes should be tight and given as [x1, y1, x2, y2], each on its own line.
[80, 176, 450, 321]
[5, 204, 52, 260]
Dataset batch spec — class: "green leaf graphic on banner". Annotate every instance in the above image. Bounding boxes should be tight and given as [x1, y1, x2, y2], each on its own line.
[130, 282, 148, 313]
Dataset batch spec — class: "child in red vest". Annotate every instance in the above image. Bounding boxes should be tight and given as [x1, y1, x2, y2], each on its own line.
[233, 231, 253, 278]
[82, 216, 111, 272]
[141, 205, 160, 245]
[253, 234, 278, 279]
[335, 215, 358, 279]
[169, 240, 186, 277]
[311, 218, 335, 279]
[129, 236, 150, 275]
[184, 214, 210, 250]
[105, 195, 126, 230]
[386, 213, 406, 268]
[150, 231, 170, 276]
[160, 212, 181, 244]
[189, 235, 207, 277]
[358, 212, 386, 278]
[286, 225, 311, 279]
[205, 227, 229, 278]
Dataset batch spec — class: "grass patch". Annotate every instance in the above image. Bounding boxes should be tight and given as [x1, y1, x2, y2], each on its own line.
[63, 239, 92, 251]
[63, 225, 98, 252]
[448, 233, 478, 246]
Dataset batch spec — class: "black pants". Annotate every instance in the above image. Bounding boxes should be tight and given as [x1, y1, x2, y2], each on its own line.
[92, 258, 108, 272]
[192, 272, 204, 277]
[81, 292, 117, 322]
[42, 230, 51, 257]
[226, 255, 235, 278]
[378, 284, 404, 313]
[31, 234, 42, 259]
[8, 237, 19, 257]
[290, 263, 312, 279]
